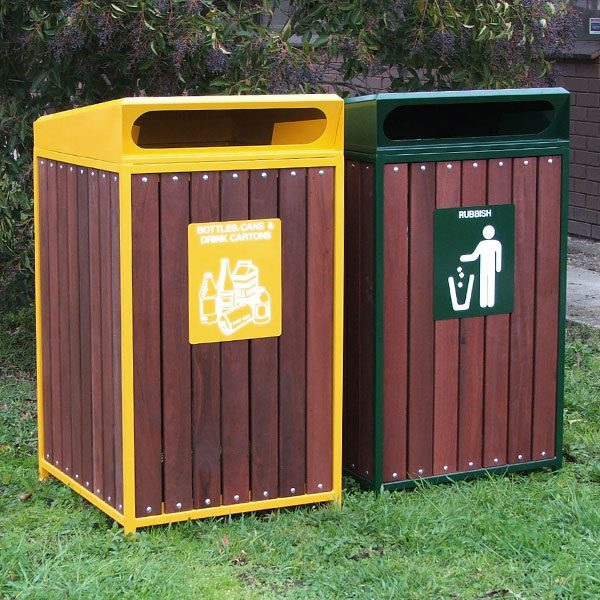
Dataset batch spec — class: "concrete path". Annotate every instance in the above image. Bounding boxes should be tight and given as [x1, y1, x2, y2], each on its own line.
[567, 237, 600, 329]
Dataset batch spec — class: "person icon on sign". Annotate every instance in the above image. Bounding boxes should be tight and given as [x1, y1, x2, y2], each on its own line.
[460, 225, 502, 308]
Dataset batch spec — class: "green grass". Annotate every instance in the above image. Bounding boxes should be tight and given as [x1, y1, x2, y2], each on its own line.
[1, 311, 599, 599]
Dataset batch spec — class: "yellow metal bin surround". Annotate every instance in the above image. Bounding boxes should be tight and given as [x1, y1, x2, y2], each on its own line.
[34, 95, 344, 533]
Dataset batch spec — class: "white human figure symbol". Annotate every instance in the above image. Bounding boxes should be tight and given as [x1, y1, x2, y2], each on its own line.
[460, 225, 502, 308]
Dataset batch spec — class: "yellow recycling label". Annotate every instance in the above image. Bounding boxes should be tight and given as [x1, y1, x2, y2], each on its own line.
[188, 218, 282, 344]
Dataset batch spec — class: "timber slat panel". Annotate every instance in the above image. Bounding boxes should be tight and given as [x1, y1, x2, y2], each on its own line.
[47, 161, 62, 470]
[66, 165, 82, 483]
[278, 168, 307, 497]
[306, 167, 334, 493]
[342, 162, 360, 476]
[160, 173, 193, 513]
[110, 173, 123, 512]
[39, 160, 53, 465]
[132, 174, 163, 517]
[508, 158, 537, 465]
[191, 172, 222, 509]
[433, 161, 461, 476]
[220, 170, 251, 505]
[483, 159, 512, 468]
[88, 169, 104, 497]
[99, 172, 115, 506]
[383, 163, 408, 482]
[532, 156, 561, 460]
[78, 167, 93, 490]
[457, 160, 487, 472]
[249, 170, 279, 500]
[357, 163, 374, 480]
[407, 162, 435, 478]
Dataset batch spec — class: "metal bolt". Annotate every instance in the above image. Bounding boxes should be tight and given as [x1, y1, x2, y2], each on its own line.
[319, 169, 325, 175]
[102, 173, 106, 178]
[541, 451, 547, 457]
[70, 167, 74, 172]
[146, 506, 152, 513]
[40, 160, 44, 165]
[46, 454, 50, 459]
[50, 163, 54, 167]
[472, 162, 478, 168]
[364, 471, 369, 476]
[85, 481, 90, 487]
[202, 174, 209, 181]
[468, 461, 474, 467]
[204, 498, 211, 506]
[96, 488, 100, 494]
[417, 469, 424, 476]
[443, 466, 449, 472]
[291, 170, 297, 176]
[261, 172, 267, 178]
[172, 175, 179, 182]
[176, 502, 182, 509]
[141, 176, 148, 183]
[548, 158, 553, 164]
[318, 483, 324, 490]
[263, 491, 269, 498]
[290, 487, 296, 494]
[55, 460, 59, 465]
[447, 164, 452, 169]
[498, 161, 504, 167]
[118, 504, 123, 510]
[232, 173, 238, 179]
[59, 164, 63, 169]
[524, 160, 529, 166]
[393, 166, 399, 172]
[114, 176, 118, 181]
[107, 496, 111, 502]
[65, 467, 69, 472]
[91, 171, 95, 176]
[233, 494, 240, 502]
[350, 463, 356, 469]
[392, 472, 398, 479]
[365, 166, 370, 171]
[75, 474, 79, 479]
[80, 169, 84, 174]
[420, 165, 426, 171]
[517, 454, 523, 460]
[493, 458, 499, 464]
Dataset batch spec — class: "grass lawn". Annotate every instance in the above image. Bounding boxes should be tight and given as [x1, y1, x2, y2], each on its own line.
[1, 309, 599, 600]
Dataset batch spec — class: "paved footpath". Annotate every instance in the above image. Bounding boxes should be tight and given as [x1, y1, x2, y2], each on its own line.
[567, 237, 600, 329]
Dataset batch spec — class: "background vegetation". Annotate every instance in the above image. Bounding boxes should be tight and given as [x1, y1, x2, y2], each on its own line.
[1, 315, 599, 599]
[0, 0, 579, 308]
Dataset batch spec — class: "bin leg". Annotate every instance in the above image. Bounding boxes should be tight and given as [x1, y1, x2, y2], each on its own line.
[39, 463, 50, 480]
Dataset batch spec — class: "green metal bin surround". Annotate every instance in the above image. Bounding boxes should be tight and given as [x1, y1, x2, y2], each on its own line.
[343, 88, 570, 491]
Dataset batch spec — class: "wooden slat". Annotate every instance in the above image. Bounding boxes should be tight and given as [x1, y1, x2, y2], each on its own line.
[278, 168, 307, 497]
[382, 163, 409, 482]
[110, 173, 123, 512]
[66, 165, 82, 483]
[433, 161, 461, 476]
[57, 163, 72, 475]
[88, 169, 103, 496]
[356, 163, 374, 480]
[191, 171, 222, 509]
[249, 170, 279, 500]
[220, 170, 250, 505]
[47, 162, 63, 470]
[342, 161, 360, 475]
[407, 162, 435, 478]
[508, 158, 537, 465]
[306, 167, 334, 493]
[160, 173, 193, 513]
[532, 156, 561, 460]
[99, 172, 115, 505]
[457, 160, 486, 472]
[132, 174, 163, 517]
[78, 167, 93, 491]
[483, 159, 512, 468]
[39, 159, 53, 465]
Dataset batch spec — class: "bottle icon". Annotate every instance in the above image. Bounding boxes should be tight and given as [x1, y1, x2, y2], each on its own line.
[252, 287, 271, 325]
[216, 258, 235, 313]
[199, 273, 217, 324]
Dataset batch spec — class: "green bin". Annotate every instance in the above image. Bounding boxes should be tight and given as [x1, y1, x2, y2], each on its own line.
[343, 89, 570, 490]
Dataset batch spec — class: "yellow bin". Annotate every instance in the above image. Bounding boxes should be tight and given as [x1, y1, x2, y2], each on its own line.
[34, 96, 344, 533]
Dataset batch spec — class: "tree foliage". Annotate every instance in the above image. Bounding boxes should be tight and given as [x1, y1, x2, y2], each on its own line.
[0, 0, 578, 307]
